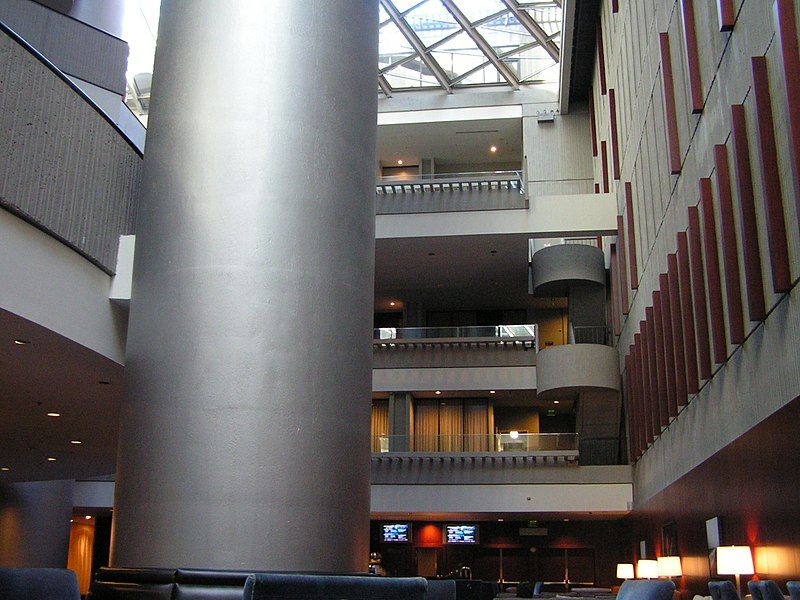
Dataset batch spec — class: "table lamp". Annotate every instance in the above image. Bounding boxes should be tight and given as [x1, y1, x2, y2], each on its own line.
[716, 546, 753, 598]
[637, 559, 659, 579]
[617, 563, 634, 580]
[658, 556, 683, 578]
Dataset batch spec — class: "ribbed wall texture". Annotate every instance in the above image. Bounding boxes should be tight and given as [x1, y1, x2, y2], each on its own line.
[0, 0, 128, 94]
[0, 30, 142, 273]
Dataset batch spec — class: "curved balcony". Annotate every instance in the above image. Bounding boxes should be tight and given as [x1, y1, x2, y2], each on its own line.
[530, 243, 605, 296]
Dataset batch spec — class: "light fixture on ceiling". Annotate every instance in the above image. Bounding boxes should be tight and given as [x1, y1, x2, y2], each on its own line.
[553, 400, 560, 404]
[46, 412, 61, 417]
[85, 515, 92, 520]
[389, 301, 396, 307]
[0, 467, 9, 472]
[434, 390, 442, 395]
[47, 457, 57, 462]
[13, 339, 30, 345]
[490, 145, 498, 153]
[71, 440, 82, 445]
[489, 390, 496, 394]
[397, 159, 403, 165]
[498, 518, 504, 522]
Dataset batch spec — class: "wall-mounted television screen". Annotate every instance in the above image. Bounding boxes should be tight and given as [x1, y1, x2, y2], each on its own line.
[445, 524, 479, 544]
[382, 523, 411, 543]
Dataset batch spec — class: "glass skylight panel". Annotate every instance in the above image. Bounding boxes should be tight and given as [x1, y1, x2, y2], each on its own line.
[403, 0, 459, 47]
[430, 31, 487, 81]
[379, 4, 389, 24]
[504, 46, 558, 82]
[384, 57, 441, 88]
[379, 20, 416, 71]
[392, 0, 427, 14]
[456, 62, 504, 86]
[455, 0, 507, 22]
[475, 13, 534, 58]
[524, 6, 561, 36]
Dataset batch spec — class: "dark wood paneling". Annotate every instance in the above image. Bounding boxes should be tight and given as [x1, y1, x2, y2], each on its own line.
[677, 232, 700, 395]
[751, 56, 792, 293]
[589, 89, 598, 157]
[638, 325, 654, 445]
[624, 353, 637, 459]
[716, 0, 735, 31]
[730, 104, 766, 322]
[644, 308, 661, 438]
[625, 182, 639, 289]
[611, 243, 622, 336]
[617, 215, 630, 314]
[775, 0, 800, 236]
[680, 0, 704, 113]
[651, 291, 670, 429]
[658, 274, 679, 420]
[612, 0, 619, 14]
[594, 182, 601, 194]
[688, 206, 713, 380]
[659, 32, 682, 174]
[609, 89, 621, 180]
[699, 178, 728, 364]
[667, 255, 688, 407]
[601, 140, 610, 193]
[631, 342, 643, 456]
[597, 22, 607, 95]
[713, 144, 745, 345]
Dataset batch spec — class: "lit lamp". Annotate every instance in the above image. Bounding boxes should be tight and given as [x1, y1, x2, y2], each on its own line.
[637, 559, 659, 579]
[658, 556, 683, 579]
[716, 546, 754, 598]
[617, 563, 635, 580]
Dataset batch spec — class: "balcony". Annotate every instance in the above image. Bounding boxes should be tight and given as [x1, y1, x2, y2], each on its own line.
[371, 433, 578, 465]
[375, 171, 528, 215]
[374, 324, 536, 348]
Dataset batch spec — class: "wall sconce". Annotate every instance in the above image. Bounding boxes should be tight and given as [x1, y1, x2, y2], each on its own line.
[616, 563, 634, 580]
[716, 546, 754, 597]
[637, 559, 659, 579]
[658, 556, 683, 578]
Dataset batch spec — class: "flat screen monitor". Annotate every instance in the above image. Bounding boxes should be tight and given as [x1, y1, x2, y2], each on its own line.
[382, 523, 411, 543]
[445, 524, 479, 544]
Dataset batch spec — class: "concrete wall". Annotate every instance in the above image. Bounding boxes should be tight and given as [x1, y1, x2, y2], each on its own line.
[593, 0, 800, 504]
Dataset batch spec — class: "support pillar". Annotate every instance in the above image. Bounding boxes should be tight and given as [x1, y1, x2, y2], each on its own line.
[111, 1, 378, 571]
[388, 392, 413, 451]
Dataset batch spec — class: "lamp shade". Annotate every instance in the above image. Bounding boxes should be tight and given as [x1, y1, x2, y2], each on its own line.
[716, 546, 754, 575]
[617, 563, 635, 579]
[658, 556, 683, 577]
[637, 559, 659, 579]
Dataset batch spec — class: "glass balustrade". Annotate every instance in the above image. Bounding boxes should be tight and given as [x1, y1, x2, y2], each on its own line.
[370, 432, 578, 454]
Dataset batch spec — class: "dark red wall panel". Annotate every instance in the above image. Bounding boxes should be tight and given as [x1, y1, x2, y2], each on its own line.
[652, 291, 670, 429]
[659, 274, 679, 420]
[633, 335, 648, 449]
[714, 144, 745, 345]
[716, 0, 734, 31]
[680, 0, 704, 113]
[597, 22, 607, 96]
[609, 89, 621, 180]
[636, 330, 653, 445]
[601, 140, 610, 193]
[644, 308, 661, 438]
[775, 0, 800, 235]
[677, 232, 700, 394]
[612, 0, 619, 14]
[688, 206, 712, 380]
[625, 182, 639, 289]
[624, 354, 635, 462]
[659, 32, 682, 174]
[610, 243, 622, 336]
[594, 182, 601, 194]
[667, 255, 688, 408]
[700, 178, 728, 364]
[589, 89, 598, 158]
[617, 215, 630, 314]
[730, 104, 766, 322]
[751, 56, 792, 293]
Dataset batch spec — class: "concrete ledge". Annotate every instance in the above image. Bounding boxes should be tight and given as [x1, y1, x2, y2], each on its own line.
[536, 344, 620, 398]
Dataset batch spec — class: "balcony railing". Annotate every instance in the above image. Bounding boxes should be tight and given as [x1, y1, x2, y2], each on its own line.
[371, 433, 579, 463]
[376, 170, 525, 195]
[374, 324, 536, 347]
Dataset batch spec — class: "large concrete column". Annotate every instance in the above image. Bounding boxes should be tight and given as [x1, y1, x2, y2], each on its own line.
[111, 1, 378, 571]
[0, 480, 74, 568]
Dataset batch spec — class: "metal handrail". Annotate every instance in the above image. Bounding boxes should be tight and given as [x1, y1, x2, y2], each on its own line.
[374, 324, 536, 342]
[376, 170, 526, 196]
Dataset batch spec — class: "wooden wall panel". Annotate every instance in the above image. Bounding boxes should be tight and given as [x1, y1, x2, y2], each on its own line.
[609, 89, 621, 180]
[716, 0, 735, 31]
[774, 0, 800, 232]
[659, 32, 682, 174]
[638, 324, 654, 444]
[644, 308, 661, 437]
[652, 291, 670, 429]
[730, 104, 766, 322]
[617, 215, 630, 314]
[688, 206, 713, 380]
[589, 89, 598, 158]
[751, 56, 792, 293]
[597, 21, 607, 95]
[667, 255, 688, 408]
[658, 274, 679, 420]
[679, 0, 704, 113]
[625, 182, 639, 288]
[633, 337, 646, 451]
[601, 141, 610, 193]
[700, 178, 728, 364]
[713, 144, 745, 345]
[677, 232, 700, 395]
[624, 354, 634, 462]
[611, 243, 622, 336]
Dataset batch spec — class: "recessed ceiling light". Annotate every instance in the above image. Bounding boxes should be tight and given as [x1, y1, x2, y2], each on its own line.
[397, 159, 403, 165]
[563, 518, 570, 522]
[71, 440, 82, 445]
[47, 457, 57, 462]
[553, 400, 560, 404]
[70, 519, 74, 523]
[47, 412, 61, 417]
[0, 467, 9, 472]
[85, 515, 92, 520]
[389, 301, 396, 307]
[434, 390, 442, 395]
[490, 145, 498, 153]
[498, 518, 504, 522]
[14, 339, 29, 345]
[489, 390, 496, 394]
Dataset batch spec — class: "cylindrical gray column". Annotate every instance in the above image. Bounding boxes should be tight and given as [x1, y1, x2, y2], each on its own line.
[0, 480, 74, 568]
[111, 1, 378, 571]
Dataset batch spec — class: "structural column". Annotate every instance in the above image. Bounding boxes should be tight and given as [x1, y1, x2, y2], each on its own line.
[111, 1, 378, 571]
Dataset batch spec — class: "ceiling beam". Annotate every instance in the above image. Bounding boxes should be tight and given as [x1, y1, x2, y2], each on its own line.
[557, 0, 576, 113]
[501, 0, 561, 63]
[378, 74, 393, 98]
[440, 0, 520, 89]
[379, 0, 453, 93]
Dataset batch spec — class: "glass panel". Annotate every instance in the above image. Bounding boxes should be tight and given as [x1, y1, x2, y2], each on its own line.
[476, 13, 534, 58]
[502, 42, 559, 82]
[384, 57, 441, 88]
[430, 31, 486, 81]
[457, 62, 504, 86]
[379, 20, 416, 71]
[455, 0, 507, 22]
[392, 0, 426, 13]
[379, 4, 389, 23]
[403, 0, 460, 47]
[524, 6, 562, 37]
